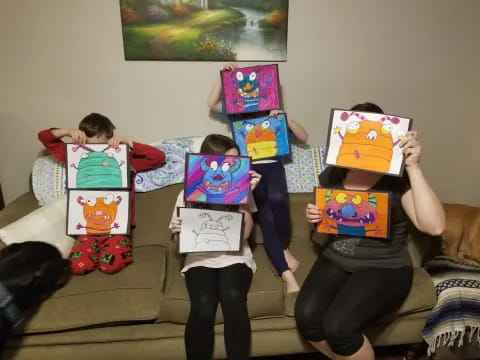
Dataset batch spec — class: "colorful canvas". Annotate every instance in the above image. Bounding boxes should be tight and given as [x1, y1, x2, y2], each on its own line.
[177, 207, 244, 253]
[184, 153, 251, 205]
[221, 64, 280, 114]
[67, 190, 131, 236]
[232, 113, 290, 160]
[315, 188, 390, 239]
[66, 144, 129, 189]
[120, 0, 289, 61]
[325, 109, 412, 176]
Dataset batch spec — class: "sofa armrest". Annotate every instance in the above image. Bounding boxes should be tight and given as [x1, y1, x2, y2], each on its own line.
[0, 192, 39, 229]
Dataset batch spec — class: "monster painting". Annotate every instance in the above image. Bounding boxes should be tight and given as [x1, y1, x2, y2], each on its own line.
[221, 64, 280, 114]
[315, 188, 390, 239]
[177, 208, 244, 253]
[66, 144, 130, 189]
[184, 153, 251, 205]
[67, 190, 131, 236]
[325, 109, 412, 176]
[232, 113, 290, 160]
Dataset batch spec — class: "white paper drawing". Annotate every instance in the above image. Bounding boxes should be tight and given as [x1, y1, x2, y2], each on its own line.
[178, 208, 244, 253]
[325, 109, 412, 176]
[66, 144, 129, 189]
[67, 190, 130, 236]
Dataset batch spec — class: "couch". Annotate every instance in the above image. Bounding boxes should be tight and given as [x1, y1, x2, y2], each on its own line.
[0, 183, 474, 360]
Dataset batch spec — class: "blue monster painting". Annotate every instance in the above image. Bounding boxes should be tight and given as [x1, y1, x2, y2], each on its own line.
[185, 154, 251, 205]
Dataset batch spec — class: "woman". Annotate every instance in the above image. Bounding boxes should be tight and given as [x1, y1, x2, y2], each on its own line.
[294, 103, 445, 360]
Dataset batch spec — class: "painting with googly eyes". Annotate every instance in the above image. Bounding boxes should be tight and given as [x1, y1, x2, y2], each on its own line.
[177, 207, 245, 253]
[325, 109, 412, 176]
[232, 113, 290, 160]
[67, 190, 131, 236]
[66, 144, 130, 189]
[221, 64, 280, 114]
[315, 188, 391, 239]
[184, 153, 251, 205]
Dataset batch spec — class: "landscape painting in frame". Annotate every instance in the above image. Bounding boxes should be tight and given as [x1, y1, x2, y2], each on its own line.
[325, 109, 412, 176]
[315, 188, 391, 239]
[177, 207, 244, 253]
[67, 190, 131, 236]
[232, 113, 290, 160]
[222, 64, 280, 114]
[184, 153, 251, 205]
[119, 0, 289, 61]
[66, 144, 129, 189]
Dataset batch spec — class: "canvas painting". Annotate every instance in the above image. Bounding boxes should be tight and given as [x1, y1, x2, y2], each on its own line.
[315, 187, 391, 239]
[177, 207, 244, 253]
[325, 109, 412, 176]
[120, 0, 289, 61]
[232, 113, 290, 160]
[221, 64, 280, 114]
[66, 144, 130, 189]
[67, 190, 131, 236]
[184, 153, 251, 205]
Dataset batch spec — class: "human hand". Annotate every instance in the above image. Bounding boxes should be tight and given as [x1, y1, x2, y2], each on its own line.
[108, 136, 132, 149]
[70, 130, 87, 145]
[249, 170, 261, 191]
[222, 63, 237, 72]
[269, 109, 284, 117]
[169, 216, 182, 235]
[400, 131, 421, 168]
[305, 203, 322, 224]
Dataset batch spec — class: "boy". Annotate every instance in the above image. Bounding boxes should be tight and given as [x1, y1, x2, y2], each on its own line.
[38, 113, 166, 275]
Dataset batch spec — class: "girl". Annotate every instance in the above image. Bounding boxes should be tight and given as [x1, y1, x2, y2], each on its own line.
[207, 63, 309, 293]
[294, 103, 445, 360]
[169, 134, 261, 360]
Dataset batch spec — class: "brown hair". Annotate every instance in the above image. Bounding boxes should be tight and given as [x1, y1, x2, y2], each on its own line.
[350, 102, 384, 114]
[78, 113, 116, 138]
[200, 134, 239, 155]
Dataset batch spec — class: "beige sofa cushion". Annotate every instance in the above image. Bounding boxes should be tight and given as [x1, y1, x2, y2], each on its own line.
[21, 246, 167, 334]
[156, 245, 285, 324]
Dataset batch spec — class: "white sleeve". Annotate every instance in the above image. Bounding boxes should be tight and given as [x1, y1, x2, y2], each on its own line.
[247, 192, 257, 213]
[170, 191, 185, 221]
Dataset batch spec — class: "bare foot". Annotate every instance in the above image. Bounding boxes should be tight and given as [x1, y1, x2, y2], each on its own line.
[284, 249, 300, 273]
[282, 270, 300, 293]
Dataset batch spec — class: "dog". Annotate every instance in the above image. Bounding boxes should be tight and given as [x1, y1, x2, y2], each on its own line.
[0, 241, 71, 355]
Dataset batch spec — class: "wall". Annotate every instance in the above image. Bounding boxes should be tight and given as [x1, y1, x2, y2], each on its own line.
[1, 0, 479, 205]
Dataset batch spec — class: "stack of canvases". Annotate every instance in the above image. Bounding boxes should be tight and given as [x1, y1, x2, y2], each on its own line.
[65, 144, 133, 273]
[179, 64, 289, 253]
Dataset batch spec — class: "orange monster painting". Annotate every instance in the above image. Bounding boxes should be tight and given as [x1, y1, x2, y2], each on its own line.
[315, 188, 390, 239]
[67, 190, 130, 236]
[325, 109, 412, 176]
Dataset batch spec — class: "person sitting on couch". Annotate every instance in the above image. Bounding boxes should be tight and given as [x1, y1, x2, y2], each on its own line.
[169, 134, 261, 360]
[0, 242, 70, 355]
[294, 102, 446, 360]
[38, 113, 166, 275]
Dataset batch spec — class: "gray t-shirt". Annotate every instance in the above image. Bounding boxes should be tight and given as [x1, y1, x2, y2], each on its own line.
[320, 167, 412, 272]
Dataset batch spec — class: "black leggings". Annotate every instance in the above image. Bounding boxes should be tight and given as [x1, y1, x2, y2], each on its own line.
[252, 162, 292, 275]
[184, 264, 253, 360]
[294, 256, 413, 357]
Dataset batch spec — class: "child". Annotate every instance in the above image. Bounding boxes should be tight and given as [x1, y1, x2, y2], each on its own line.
[295, 102, 445, 360]
[38, 113, 166, 275]
[0, 242, 70, 355]
[169, 134, 261, 360]
[207, 64, 308, 293]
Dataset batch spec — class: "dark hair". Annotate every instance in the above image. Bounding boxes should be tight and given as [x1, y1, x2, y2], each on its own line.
[350, 102, 384, 114]
[78, 113, 116, 138]
[234, 110, 270, 121]
[200, 134, 239, 155]
[0, 242, 70, 313]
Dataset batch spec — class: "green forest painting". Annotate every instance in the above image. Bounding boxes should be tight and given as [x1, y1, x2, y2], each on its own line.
[119, 0, 289, 61]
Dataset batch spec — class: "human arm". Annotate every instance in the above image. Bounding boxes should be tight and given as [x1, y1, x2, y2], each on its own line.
[400, 131, 445, 236]
[207, 63, 237, 113]
[305, 203, 323, 225]
[269, 109, 309, 143]
[37, 128, 86, 163]
[129, 141, 166, 172]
